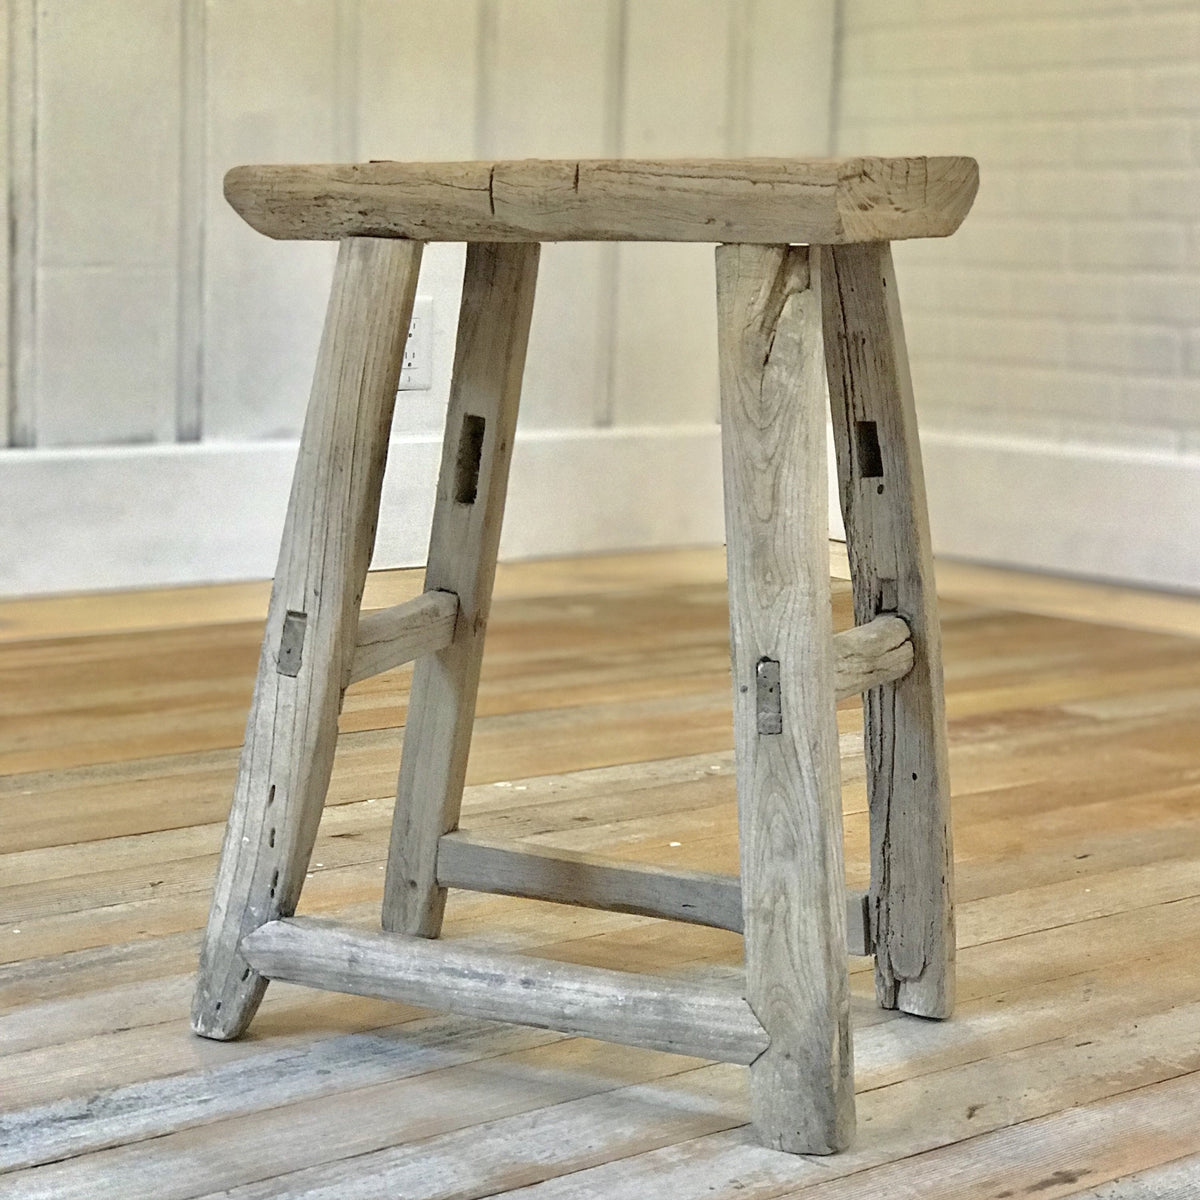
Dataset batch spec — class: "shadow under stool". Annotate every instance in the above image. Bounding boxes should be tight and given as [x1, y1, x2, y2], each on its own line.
[191, 155, 979, 1154]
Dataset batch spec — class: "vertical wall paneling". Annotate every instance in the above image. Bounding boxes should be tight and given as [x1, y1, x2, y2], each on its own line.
[611, 0, 731, 428]
[7, 0, 37, 448]
[593, 0, 627, 426]
[482, 0, 620, 430]
[176, 0, 206, 443]
[0, 3, 10, 445]
[357, 0, 480, 439]
[744, 0, 835, 156]
[35, 1, 183, 447]
[202, 0, 341, 441]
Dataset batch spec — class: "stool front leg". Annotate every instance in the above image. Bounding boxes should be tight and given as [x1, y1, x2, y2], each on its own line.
[820, 241, 955, 1019]
[192, 237, 423, 1039]
[383, 242, 540, 938]
[716, 242, 855, 1154]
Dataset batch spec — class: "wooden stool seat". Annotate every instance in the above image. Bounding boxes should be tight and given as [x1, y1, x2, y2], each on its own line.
[193, 155, 976, 1156]
[226, 155, 978, 245]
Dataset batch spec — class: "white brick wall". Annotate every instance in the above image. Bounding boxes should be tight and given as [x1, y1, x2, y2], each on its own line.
[837, 1, 1200, 586]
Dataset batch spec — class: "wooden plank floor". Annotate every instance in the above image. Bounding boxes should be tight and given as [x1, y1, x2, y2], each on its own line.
[2, 547, 1199, 1198]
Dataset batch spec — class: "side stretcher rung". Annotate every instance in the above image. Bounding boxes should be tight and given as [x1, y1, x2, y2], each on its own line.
[436, 832, 873, 957]
[348, 590, 459, 684]
[833, 614, 913, 700]
[240, 916, 769, 1064]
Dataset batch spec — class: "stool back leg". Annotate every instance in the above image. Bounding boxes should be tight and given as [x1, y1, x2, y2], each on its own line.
[716, 243, 855, 1154]
[820, 241, 955, 1019]
[383, 242, 540, 938]
[191, 237, 423, 1039]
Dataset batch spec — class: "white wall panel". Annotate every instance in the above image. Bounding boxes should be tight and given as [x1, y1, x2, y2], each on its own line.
[357, 0, 479, 439]
[201, 0, 341, 441]
[35, 267, 178, 448]
[34, 0, 181, 445]
[485, 0, 621, 429]
[612, 0, 730, 427]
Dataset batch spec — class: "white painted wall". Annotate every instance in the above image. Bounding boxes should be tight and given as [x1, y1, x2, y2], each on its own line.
[1, 0, 835, 594]
[836, 0, 1200, 590]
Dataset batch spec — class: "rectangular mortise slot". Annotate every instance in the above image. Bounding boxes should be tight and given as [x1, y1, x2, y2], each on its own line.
[454, 414, 486, 504]
[855, 420, 884, 479]
[756, 658, 782, 735]
[277, 611, 307, 676]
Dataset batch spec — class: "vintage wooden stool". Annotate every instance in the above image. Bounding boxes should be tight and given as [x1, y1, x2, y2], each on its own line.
[191, 156, 978, 1154]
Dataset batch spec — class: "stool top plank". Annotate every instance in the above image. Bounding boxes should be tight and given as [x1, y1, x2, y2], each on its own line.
[225, 156, 978, 246]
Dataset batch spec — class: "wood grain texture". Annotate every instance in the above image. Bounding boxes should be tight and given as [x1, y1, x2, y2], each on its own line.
[383, 242, 540, 937]
[6, 553, 1200, 1194]
[716, 242, 854, 1153]
[224, 156, 979, 245]
[190, 237, 423, 1040]
[436, 832, 874, 957]
[833, 614, 913, 699]
[821, 240, 956, 1019]
[348, 589, 459, 684]
[241, 917, 769, 1065]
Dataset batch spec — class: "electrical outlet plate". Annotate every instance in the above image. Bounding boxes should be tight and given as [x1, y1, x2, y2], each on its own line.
[399, 297, 433, 391]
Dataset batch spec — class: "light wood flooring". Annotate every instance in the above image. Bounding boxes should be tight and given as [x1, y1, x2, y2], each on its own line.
[2, 547, 1200, 1198]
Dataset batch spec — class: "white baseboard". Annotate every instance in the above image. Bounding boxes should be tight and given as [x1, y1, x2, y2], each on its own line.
[923, 429, 1200, 593]
[12, 424, 1183, 598]
[0, 426, 734, 596]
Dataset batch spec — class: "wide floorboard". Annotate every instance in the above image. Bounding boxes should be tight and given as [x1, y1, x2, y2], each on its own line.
[1, 548, 1199, 1198]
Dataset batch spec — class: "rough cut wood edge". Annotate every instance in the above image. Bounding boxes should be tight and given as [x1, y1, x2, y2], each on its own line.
[190, 238, 423, 1041]
[821, 241, 956, 1020]
[240, 917, 769, 1065]
[348, 590, 459, 685]
[437, 832, 874, 957]
[834, 614, 913, 699]
[224, 156, 978, 246]
[382, 243, 540, 938]
[717, 242, 854, 1154]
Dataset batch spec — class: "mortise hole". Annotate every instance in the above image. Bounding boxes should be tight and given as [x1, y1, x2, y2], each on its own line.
[214, 1001, 222, 1012]
[454, 413, 486, 504]
[268, 827, 276, 848]
[241, 968, 251, 981]
[269, 869, 279, 898]
[266, 784, 275, 807]
[855, 420, 884, 479]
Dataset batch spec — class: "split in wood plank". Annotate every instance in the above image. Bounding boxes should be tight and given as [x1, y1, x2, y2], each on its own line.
[822, 240, 956, 1020]
[717, 241, 854, 1153]
[225, 157, 979, 246]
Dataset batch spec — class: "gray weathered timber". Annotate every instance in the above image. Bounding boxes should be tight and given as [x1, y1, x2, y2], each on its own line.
[833, 614, 913, 699]
[348, 590, 460, 684]
[820, 240, 956, 1019]
[190, 237, 423, 1039]
[225, 157, 979, 246]
[436, 831, 874, 957]
[240, 918, 769, 1064]
[382, 242, 540, 937]
[716, 242, 855, 1153]
[437, 831, 743, 931]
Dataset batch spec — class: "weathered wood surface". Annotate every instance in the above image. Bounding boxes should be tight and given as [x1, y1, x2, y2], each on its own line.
[833, 614, 913, 699]
[716, 242, 854, 1153]
[5, 553, 1200, 1195]
[383, 242, 540, 938]
[436, 831, 874, 956]
[240, 917, 769, 1065]
[348, 590, 459, 684]
[821, 240, 956, 1020]
[225, 156, 979, 246]
[190, 237, 423, 1040]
